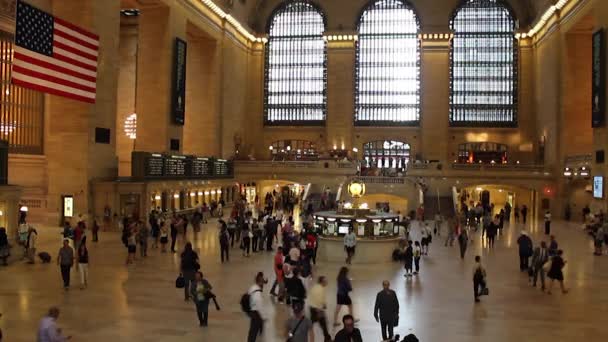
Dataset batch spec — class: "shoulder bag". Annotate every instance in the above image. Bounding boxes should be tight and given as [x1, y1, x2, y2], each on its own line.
[286, 317, 305, 342]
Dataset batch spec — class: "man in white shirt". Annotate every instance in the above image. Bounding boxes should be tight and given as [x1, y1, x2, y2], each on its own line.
[309, 276, 331, 341]
[37, 307, 71, 342]
[247, 272, 267, 342]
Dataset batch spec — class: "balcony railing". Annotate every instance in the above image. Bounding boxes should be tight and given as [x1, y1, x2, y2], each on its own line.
[351, 176, 406, 184]
[234, 159, 358, 169]
[451, 163, 546, 172]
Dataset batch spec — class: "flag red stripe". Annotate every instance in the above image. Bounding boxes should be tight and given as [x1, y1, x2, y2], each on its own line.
[52, 52, 97, 72]
[13, 52, 97, 82]
[12, 78, 95, 103]
[53, 29, 99, 51]
[53, 40, 97, 62]
[12, 65, 96, 93]
[54, 17, 99, 40]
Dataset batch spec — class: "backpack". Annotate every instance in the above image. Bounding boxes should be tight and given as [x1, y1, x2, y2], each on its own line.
[240, 289, 261, 313]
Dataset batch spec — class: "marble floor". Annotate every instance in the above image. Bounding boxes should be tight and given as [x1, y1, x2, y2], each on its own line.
[1, 217, 608, 342]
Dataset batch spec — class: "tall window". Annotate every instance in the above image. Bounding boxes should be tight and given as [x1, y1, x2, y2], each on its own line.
[0, 31, 44, 154]
[264, 1, 326, 125]
[355, 0, 420, 126]
[450, 0, 518, 127]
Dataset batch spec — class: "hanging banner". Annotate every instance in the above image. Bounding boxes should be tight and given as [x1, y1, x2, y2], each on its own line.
[592, 29, 605, 127]
[171, 37, 187, 125]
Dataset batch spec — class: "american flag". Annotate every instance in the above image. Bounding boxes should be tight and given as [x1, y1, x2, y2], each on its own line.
[11, 0, 98, 103]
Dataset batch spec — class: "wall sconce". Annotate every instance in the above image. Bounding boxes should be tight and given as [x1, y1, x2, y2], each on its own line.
[190, 192, 196, 197]
[563, 167, 572, 178]
[198, 191, 203, 196]
[173, 194, 179, 199]
[579, 166, 590, 178]
[154, 195, 161, 200]
[204, 191, 210, 195]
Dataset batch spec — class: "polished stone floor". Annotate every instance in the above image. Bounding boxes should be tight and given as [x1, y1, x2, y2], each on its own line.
[1, 217, 608, 342]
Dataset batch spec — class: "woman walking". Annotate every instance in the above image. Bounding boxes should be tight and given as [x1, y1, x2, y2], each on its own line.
[458, 228, 469, 259]
[547, 250, 568, 295]
[159, 221, 169, 253]
[77, 240, 89, 289]
[181, 242, 200, 301]
[333, 267, 355, 326]
[191, 271, 213, 326]
[126, 225, 137, 265]
[403, 240, 413, 277]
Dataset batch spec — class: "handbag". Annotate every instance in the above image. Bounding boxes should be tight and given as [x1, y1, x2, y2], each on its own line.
[286, 317, 305, 342]
[481, 286, 489, 296]
[175, 274, 185, 289]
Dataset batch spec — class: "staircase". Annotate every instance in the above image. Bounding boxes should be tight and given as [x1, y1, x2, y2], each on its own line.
[423, 195, 455, 219]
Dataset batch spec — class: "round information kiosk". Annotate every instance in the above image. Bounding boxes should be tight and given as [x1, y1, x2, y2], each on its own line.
[314, 208, 402, 264]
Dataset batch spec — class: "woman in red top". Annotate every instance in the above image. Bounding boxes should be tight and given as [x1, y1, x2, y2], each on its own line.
[270, 246, 285, 302]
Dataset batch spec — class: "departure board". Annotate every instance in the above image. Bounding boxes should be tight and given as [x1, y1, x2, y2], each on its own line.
[164, 155, 187, 177]
[132, 152, 232, 179]
[190, 157, 211, 177]
[145, 154, 164, 177]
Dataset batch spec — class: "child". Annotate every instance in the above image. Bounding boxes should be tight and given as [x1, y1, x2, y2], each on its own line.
[403, 240, 414, 277]
[413, 241, 422, 275]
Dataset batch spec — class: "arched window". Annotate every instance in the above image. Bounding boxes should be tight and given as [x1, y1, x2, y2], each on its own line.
[450, 0, 518, 127]
[264, 1, 327, 125]
[355, 0, 420, 126]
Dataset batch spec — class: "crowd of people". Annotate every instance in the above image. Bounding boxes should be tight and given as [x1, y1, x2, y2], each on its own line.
[0, 191, 593, 342]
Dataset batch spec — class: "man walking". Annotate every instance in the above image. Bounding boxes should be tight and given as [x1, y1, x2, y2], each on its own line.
[374, 280, 399, 341]
[57, 239, 74, 290]
[247, 272, 266, 342]
[219, 222, 230, 262]
[517, 230, 533, 271]
[309, 276, 332, 341]
[531, 241, 549, 290]
[473, 255, 487, 303]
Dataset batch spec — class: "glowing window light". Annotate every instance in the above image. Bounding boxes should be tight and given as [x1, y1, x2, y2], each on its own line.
[0, 121, 17, 135]
[124, 113, 137, 139]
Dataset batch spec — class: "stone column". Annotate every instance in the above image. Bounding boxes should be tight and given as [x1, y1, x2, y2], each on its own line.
[184, 34, 220, 156]
[45, 0, 120, 224]
[419, 40, 450, 163]
[135, 4, 186, 153]
[326, 40, 355, 153]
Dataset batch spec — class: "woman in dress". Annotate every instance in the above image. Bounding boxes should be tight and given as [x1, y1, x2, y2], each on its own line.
[547, 250, 568, 295]
[333, 267, 355, 326]
[190, 271, 213, 326]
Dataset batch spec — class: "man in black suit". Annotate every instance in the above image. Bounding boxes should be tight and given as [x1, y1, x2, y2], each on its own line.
[374, 280, 400, 341]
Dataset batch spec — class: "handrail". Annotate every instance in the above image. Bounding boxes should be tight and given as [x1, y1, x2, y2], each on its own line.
[451, 163, 546, 172]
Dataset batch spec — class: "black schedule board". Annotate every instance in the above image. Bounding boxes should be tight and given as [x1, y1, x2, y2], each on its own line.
[171, 38, 187, 125]
[131, 152, 232, 179]
[165, 156, 187, 177]
[214, 160, 229, 176]
[190, 158, 211, 177]
[145, 154, 164, 177]
[592, 29, 605, 127]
